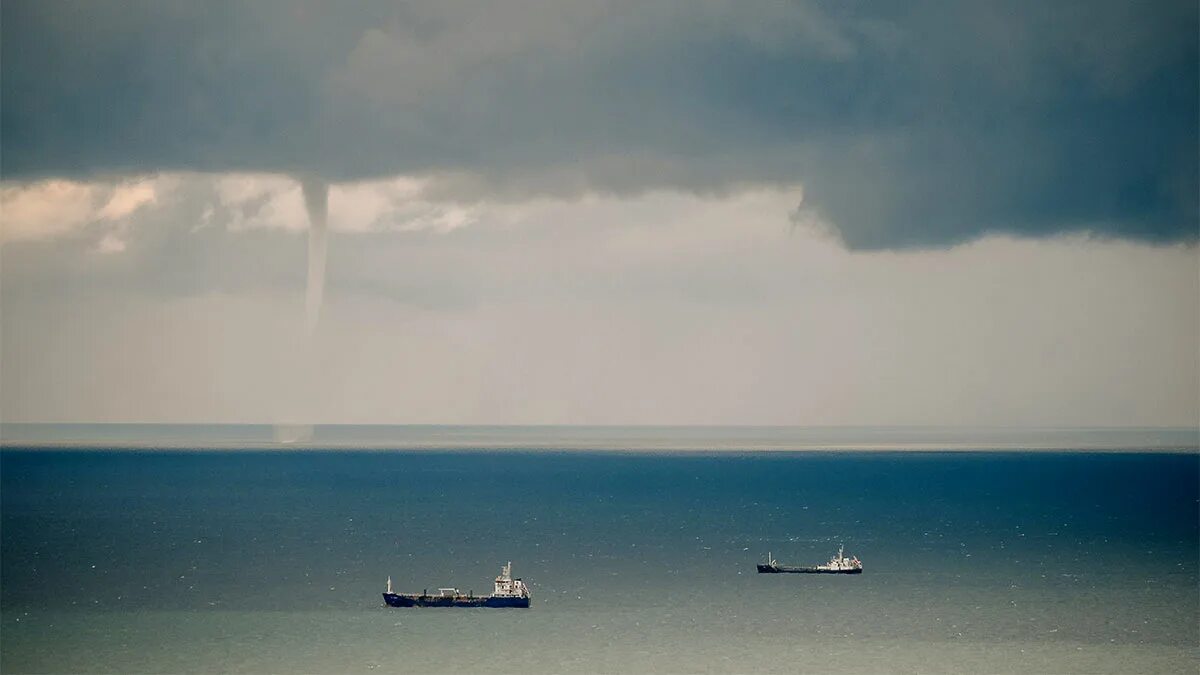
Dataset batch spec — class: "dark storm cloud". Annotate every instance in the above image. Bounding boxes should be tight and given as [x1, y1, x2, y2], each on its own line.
[2, 0, 1196, 249]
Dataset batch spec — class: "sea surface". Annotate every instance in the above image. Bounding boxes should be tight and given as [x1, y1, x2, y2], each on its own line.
[2, 430, 1197, 673]
[3, 423, 1197, 451]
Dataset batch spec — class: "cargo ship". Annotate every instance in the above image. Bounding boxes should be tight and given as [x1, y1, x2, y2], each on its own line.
[757, 545, 862, 574]
[383, 562, 531, 608]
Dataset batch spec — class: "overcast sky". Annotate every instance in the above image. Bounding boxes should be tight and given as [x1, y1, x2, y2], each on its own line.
[1, 0, 1197, 426]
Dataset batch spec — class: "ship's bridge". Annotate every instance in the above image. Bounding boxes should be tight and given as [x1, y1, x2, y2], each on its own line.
[493, 562, 530, 598]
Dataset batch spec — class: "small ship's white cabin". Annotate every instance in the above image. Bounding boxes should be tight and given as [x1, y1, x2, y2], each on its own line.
[493, 562, 530, 598]
[817, 545, 863, 571]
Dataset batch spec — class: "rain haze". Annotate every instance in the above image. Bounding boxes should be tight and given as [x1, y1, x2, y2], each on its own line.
[1, 0, 1197, 428]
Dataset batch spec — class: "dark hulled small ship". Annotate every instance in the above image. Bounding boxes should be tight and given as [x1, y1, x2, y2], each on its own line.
[757, 545, 863, 574]
[383, 562, 531, 608]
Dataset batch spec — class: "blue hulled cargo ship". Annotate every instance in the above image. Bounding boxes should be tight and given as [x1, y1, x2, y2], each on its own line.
[383, 562, 531, 608]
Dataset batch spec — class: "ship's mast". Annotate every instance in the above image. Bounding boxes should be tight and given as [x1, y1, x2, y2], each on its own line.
[387, 576, 393, 594]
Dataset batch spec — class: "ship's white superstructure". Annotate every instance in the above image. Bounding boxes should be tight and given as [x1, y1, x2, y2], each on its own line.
[492, 562, 530, 599]
[816, 545, 862, 572]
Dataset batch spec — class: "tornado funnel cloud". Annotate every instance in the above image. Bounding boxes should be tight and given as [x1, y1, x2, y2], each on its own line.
[301, 178, 329, 336]
[274, 177, 329, 444]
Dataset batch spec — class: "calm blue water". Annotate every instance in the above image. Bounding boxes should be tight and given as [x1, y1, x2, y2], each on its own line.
[2, 449, 1197, 673]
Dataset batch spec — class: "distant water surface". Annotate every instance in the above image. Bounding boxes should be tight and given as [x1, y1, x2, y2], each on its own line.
[2, 445, 1197, 673]
[2, 423, 1196, 451]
